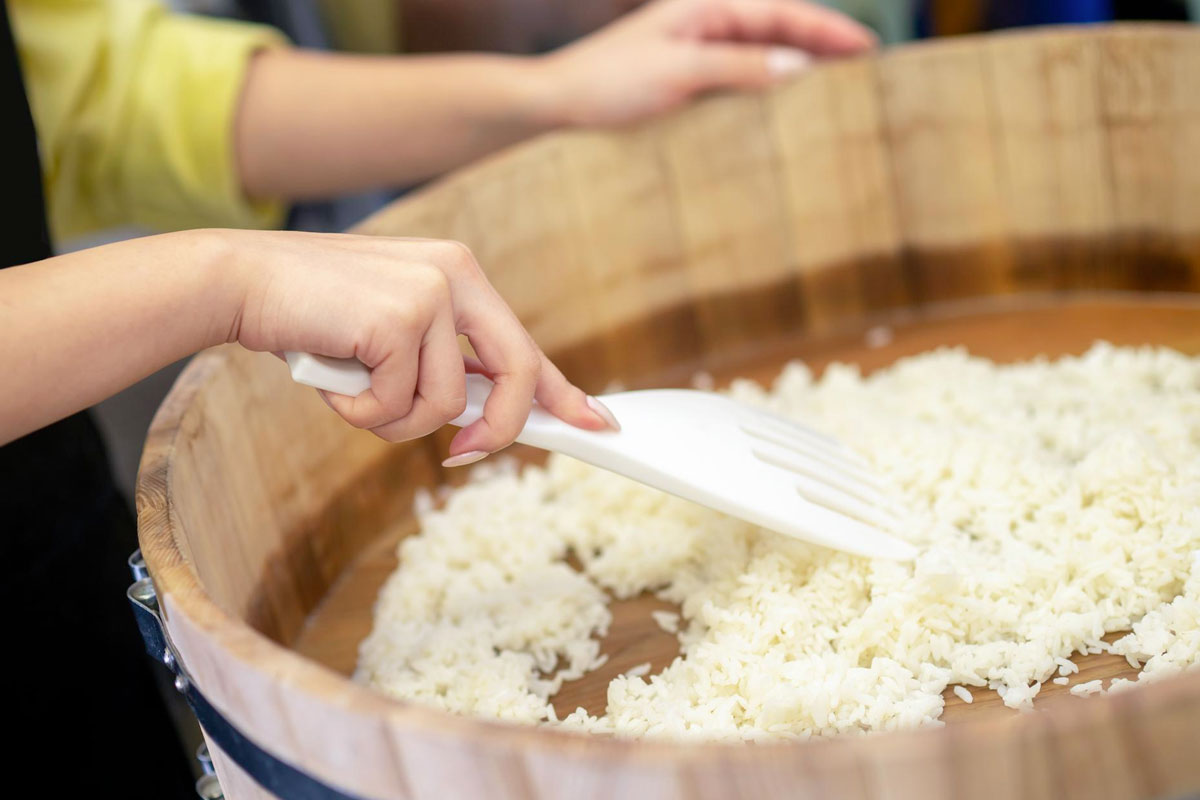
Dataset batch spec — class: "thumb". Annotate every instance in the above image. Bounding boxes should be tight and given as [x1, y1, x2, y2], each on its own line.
[689, 44, 813, 92]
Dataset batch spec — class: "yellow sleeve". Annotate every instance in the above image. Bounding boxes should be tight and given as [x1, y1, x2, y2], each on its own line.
[9, 0, 289, 239]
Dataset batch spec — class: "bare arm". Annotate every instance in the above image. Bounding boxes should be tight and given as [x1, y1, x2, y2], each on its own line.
[0, 232, 237, 440]
[235, 52, 555, 199]
[0, 231, 612, 452]
[235, 0, 876, 200]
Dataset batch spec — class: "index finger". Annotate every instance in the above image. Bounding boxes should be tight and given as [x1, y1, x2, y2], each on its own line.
[447, 301, 541, 455]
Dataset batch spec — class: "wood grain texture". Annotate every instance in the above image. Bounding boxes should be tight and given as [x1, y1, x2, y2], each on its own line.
[137, 25, 1200, 800]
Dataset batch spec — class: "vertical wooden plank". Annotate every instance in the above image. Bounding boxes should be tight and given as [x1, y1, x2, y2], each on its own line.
[683, 742, 867, 800]
[657, 92, 802, 355]
[456, 142, 603, 357]
[1100, 27, 1190, 232]
[557, 126, 701, 384]
[770, 70, 859, 276]
[171, 366, 292, 632]
[366, 141, 605, 361]
[1116, 676, 1200, 797]
[857, 732, 956, 800]
[1099, 26, 1200, 290]
[826, 60, 911, 312]
[768, 59, 908, 332]
[878, 38, 1017, 302]
[986, 31, 1113, 239]
[942, 715, 1053, 800]
[1042, 706, 1141, 800]
[393, 730, 543, 800]
[522, 746, 686, 800]
[984, 30, 1115, 289]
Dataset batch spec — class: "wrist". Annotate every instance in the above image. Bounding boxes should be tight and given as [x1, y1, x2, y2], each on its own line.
[518, 54, 579, 131]
[169, 228, 252, 348]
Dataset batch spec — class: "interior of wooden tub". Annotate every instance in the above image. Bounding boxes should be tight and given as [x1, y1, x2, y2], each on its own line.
[151, 23, 1200, 731]
[166, 263, 1200, 728]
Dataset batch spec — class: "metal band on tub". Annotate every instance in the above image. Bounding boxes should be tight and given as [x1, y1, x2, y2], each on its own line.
[127, 550, 372, 800]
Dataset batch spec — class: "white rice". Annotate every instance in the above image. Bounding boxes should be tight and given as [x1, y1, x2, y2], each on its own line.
[355, 343, 1200, 740]
[1070, 680, 1105, 696]
[651, 610, 680, 634]
[952, 686, 973, 704]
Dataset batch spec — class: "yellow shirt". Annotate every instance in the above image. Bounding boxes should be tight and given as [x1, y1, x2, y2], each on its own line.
[9, 0, 288, 239]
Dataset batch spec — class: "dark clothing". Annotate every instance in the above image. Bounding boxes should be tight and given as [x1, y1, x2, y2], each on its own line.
[2, 0, 49, 262]
[1, 4, 194, 796]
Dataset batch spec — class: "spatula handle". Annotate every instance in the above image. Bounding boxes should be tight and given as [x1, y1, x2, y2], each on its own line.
[285, 352, 372, 397]
[283, 352, 582, 448]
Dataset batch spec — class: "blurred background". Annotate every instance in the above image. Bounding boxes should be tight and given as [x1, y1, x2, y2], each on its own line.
[95, 0, 1197, 507]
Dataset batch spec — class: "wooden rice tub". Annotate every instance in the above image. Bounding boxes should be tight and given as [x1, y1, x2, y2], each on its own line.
[138, 24, 1200, 800]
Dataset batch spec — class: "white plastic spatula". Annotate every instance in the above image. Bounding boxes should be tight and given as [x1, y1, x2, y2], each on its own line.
[286, 352, 916, 561]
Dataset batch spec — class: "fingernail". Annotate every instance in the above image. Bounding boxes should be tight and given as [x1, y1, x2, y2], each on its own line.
[767, 47, 813, 78]
[442, 450, 489, 468]
[586, 396, 621, 432]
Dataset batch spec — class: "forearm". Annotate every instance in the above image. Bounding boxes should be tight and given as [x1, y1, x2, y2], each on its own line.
[231, 0, 877, 203]
[0, 231, 240, 444]
[235, 50, 561, 200]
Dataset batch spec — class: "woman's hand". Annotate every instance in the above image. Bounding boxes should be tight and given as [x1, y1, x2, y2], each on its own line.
[539, 0, 878, 127]
[0, 229, 615, 457]
[226, 231, 617, 464]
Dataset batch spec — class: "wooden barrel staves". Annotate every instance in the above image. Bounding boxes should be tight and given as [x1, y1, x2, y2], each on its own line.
[137, 24, 1200, 800]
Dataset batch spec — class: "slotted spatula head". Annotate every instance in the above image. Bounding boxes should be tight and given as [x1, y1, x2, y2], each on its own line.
[287, 353, 917, 561]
